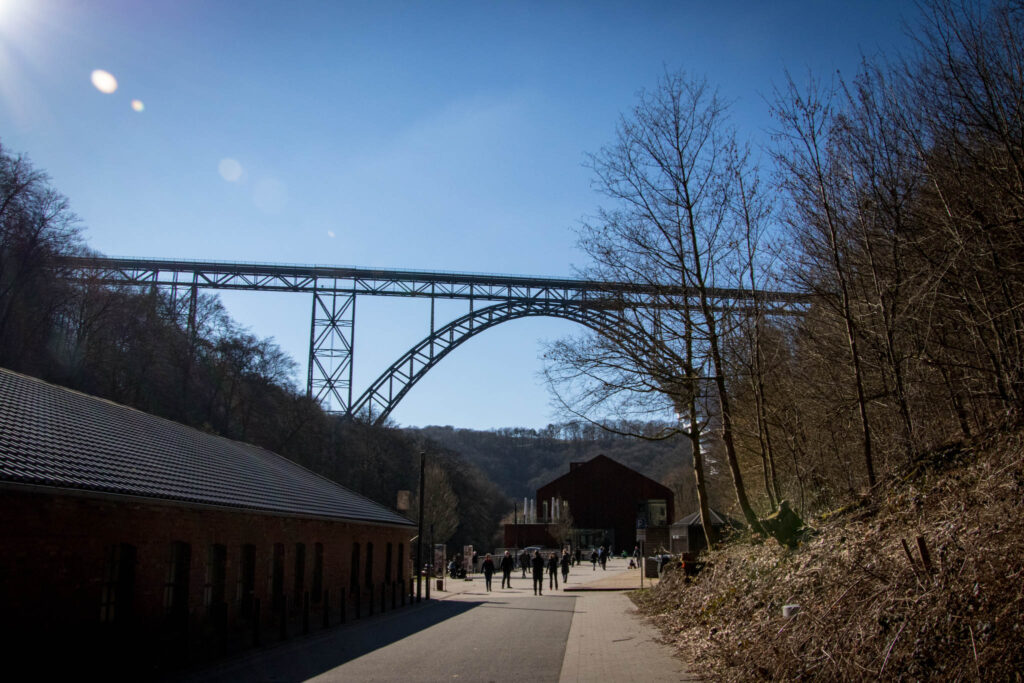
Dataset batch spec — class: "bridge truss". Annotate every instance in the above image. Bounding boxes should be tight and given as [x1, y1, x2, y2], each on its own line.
[60, 256, 808, 424]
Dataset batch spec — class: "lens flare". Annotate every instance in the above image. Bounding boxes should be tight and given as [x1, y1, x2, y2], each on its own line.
[130, 99, 144, 112]
[327, 230, 336, 238]
[90, 69, 118, 94]
[218, 158, 243, 182]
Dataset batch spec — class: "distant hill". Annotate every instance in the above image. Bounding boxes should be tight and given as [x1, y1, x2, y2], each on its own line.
[405, 423, 693, 500]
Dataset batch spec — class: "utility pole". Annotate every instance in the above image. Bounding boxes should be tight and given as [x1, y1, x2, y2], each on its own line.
[416, 450, 425, 602]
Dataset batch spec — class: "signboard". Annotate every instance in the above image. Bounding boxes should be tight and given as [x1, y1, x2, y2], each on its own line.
[636, 529, 647, 542]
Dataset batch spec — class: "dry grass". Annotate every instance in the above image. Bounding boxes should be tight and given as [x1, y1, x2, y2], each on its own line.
[633, 429, 1024, 681]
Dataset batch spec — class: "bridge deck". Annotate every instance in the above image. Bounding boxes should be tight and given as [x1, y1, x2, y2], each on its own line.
[59, 256, 810, 304]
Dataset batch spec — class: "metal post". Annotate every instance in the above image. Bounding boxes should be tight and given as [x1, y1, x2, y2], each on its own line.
[416, 450, 425, 602]
[426, 522, 433, 600]
[307, 282, 318, 399]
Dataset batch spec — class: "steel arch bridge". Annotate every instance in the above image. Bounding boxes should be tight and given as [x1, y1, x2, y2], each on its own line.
[59, 256, 808, 425]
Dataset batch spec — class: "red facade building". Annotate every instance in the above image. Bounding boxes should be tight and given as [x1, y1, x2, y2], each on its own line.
[505, 454, 674, 552]
[0, 368, 416, 677]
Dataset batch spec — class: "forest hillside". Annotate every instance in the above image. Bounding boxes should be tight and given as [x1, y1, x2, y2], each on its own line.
[407, 422, 701, 509]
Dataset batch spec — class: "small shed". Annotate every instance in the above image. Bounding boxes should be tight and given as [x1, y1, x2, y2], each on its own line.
[670, 509, 734, 555]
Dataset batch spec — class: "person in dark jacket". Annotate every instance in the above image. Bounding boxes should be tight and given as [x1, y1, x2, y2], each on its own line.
[481, 553, 495, 591]
[531, 550, 545, 595]
[519, 549, 529, 578]
[547, 552, 559, 589]
[560, 550, 571, 585]
[500, 550, 515, 589]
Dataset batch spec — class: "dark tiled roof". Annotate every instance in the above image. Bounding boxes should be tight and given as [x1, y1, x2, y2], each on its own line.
[541, 453, 671, 493]
[0, 368, 413, 526]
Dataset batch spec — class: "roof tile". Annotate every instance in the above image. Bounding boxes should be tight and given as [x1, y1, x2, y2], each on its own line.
[0, 368, 413, 527]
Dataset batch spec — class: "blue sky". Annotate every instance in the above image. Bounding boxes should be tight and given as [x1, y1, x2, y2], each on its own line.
[0, 0, 917, 429]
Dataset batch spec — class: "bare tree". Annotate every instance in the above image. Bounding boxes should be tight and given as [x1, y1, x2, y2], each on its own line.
[0, 144, 81, 373]
[410, 460, 459, 546]
[545, 71, 773, 537]
[771, 75, 879, 490]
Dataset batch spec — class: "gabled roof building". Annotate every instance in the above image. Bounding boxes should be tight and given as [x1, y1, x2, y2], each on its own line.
[0, 368, 415, 677]
[525, 454, 674, 552]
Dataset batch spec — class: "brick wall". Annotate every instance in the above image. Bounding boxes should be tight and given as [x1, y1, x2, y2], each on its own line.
[0, 486, 415, 675]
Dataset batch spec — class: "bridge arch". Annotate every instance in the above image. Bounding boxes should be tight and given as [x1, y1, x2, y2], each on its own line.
[350, 300, 623, 425]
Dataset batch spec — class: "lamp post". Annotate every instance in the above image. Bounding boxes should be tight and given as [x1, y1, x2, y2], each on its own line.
[416, 450, 425, 602]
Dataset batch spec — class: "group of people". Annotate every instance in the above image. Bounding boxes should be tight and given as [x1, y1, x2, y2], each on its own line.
[478, 549, 572, 594]
[588, 545, 612, 570]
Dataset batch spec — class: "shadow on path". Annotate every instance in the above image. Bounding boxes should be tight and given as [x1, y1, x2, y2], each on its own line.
[174, 599, 482, 682]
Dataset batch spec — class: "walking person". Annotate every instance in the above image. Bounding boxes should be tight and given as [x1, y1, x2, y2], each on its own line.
[599, 545, 607, 570]
[547, 551, 559, 590]
[560, 549, 570, 585]
[590, 548, 598, 570]
[531, 550, 545, 595]
[500, 550, 514, 589]
[481, 553, 495, 592]
[520, 549, 529, 578]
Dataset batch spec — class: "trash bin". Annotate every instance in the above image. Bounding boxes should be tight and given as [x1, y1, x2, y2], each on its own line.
[436, 578, 444, 591]
[644, 557, 659, 579]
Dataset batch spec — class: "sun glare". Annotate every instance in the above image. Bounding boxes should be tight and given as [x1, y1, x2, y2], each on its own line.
[91, 69, 118, 94]
[0, 0, 28, 27]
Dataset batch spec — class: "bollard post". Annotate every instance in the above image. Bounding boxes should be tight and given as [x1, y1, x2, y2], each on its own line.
[214, 601, 228, 655]
[323, 589, 330, 629]
[302, 591, 310, 635]
[253, 598, 262, 647]
[425, 565, 431, 600]
[279, 594, 288, 641]
[339, 586, 346, 624]
[354, 585, 361, 620]
[368, 583, 374, 617]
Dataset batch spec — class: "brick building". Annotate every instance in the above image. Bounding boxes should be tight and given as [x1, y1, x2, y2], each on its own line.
[0, 368, 416, 677]
[505, 454, 674, 552]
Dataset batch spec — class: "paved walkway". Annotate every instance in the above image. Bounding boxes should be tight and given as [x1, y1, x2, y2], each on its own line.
[440, 557, 695, 682]
[179, 557, 695, 681]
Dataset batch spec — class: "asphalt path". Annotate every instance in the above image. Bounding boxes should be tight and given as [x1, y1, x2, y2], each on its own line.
[181, 584, 576, 682]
